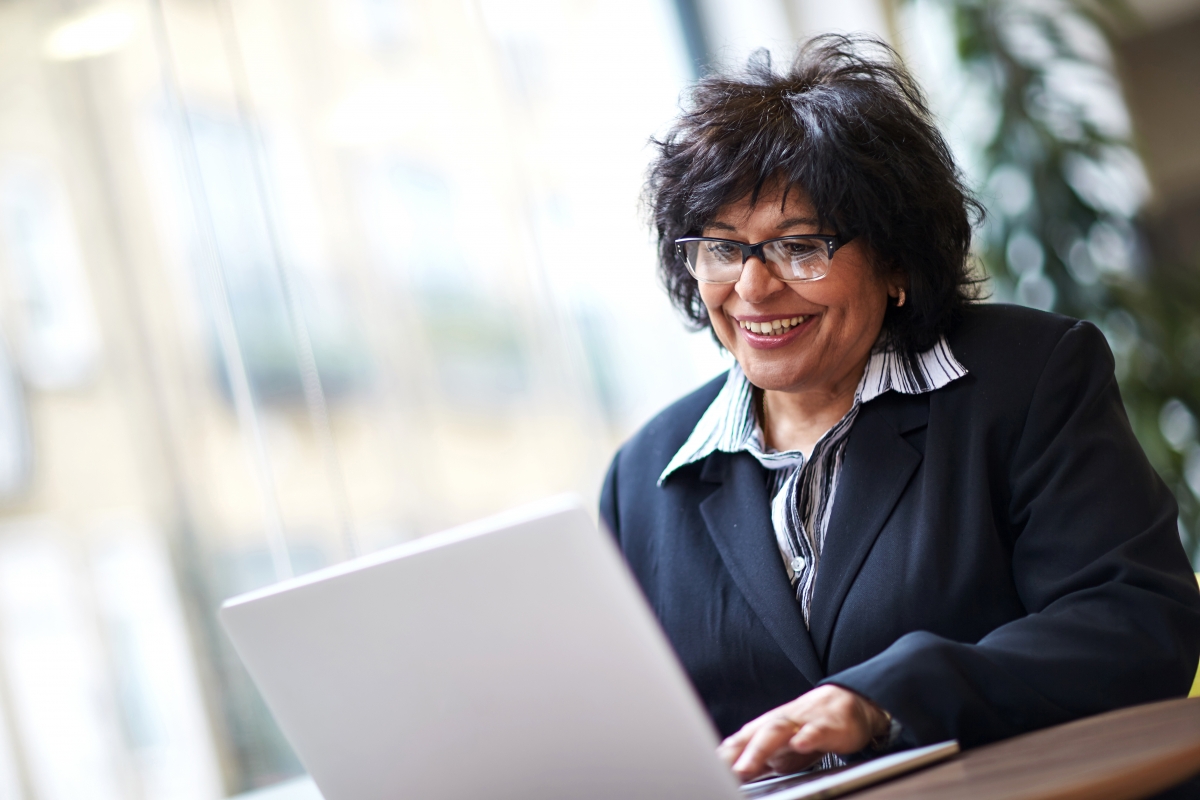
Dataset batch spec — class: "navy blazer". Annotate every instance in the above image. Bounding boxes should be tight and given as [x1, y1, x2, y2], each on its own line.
[600, 304, 1200, 748]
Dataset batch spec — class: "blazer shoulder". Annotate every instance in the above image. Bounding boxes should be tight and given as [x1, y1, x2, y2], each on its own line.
[614, 371, 728, 477]
[948, 304, 1088, 387]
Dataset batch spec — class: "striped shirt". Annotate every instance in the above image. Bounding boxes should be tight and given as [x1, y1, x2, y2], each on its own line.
[659, 334, 967, 626]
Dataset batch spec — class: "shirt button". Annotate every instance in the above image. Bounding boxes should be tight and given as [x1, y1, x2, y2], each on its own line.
[791, 557, 806, 572]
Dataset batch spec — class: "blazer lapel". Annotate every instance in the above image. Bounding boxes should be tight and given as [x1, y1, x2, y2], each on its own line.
[808, 394, 928, 659]
[698, 452, 825, 687]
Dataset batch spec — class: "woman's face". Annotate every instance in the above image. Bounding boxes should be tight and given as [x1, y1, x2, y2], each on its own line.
[698, 185, 894, 395]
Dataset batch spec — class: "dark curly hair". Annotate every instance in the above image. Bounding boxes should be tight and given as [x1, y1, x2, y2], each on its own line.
[645, 34, 983, 354]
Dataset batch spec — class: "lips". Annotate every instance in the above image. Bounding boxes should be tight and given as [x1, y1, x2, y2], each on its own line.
[732, 314, 816, 350]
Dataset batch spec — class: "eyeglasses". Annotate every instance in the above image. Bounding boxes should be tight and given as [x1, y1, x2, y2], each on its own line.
[675, 235, 846, 284]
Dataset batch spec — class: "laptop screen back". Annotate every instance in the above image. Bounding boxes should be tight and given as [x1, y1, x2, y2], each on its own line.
[220, 497, 740, 800]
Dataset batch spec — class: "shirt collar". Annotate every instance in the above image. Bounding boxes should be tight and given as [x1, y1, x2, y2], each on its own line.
[658, 333, 967, 485]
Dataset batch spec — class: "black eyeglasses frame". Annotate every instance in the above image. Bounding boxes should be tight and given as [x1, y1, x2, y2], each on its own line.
[674, 234, 846, 284]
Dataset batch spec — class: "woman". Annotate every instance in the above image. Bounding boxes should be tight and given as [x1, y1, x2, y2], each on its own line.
[599, 35, 1200, 781]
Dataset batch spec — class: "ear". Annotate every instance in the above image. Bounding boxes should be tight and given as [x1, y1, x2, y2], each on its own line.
[887, 271, 909, 307]
[886, 268, 908, 297]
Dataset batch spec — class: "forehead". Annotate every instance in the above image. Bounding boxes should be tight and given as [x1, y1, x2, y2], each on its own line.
[707, 183, 818, 231]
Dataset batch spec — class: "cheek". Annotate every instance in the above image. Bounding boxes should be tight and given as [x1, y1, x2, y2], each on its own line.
[797, 270, 887, 322]
[854, 278, 891, 321]
[698, 285, 737, 346]
[698, 285, 733, 320]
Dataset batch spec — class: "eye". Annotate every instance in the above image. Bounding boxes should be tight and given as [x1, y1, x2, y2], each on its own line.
[778, 239, 820, 259]
[703, 241, 741, 263]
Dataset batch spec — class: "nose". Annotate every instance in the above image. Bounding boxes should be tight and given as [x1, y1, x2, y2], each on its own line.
[733, 256, 784, 304]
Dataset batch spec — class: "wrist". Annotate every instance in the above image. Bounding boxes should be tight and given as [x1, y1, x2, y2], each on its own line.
[856, 696, 893, 750]
[866, 704, 895, 751]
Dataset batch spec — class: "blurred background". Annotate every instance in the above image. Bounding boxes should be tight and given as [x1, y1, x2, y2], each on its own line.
[0, 0, 1194, 797]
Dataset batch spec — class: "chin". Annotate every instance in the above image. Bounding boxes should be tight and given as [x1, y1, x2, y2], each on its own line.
[737, 360, 807, 392]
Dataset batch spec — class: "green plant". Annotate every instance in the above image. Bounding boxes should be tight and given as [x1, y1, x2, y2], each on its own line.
[923, 0, 1200, 564]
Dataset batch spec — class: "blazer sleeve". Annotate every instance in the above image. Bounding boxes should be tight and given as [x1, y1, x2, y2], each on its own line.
[599, 448, 621, 542]
[823, 320, 1200, 748]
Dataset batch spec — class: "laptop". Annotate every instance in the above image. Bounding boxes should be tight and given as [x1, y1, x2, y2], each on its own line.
[220, 495, 956, 800]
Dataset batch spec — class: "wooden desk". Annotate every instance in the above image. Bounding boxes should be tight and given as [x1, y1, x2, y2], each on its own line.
[851, 697, 1200, 800]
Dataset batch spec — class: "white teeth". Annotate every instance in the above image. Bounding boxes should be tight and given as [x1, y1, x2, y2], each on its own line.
[739, 317, 808, 336]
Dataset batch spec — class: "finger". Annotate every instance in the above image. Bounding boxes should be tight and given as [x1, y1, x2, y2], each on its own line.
[716, 724, 758, 767]
[766, 748, 821, 776]
[732, 717, 800, 781]
[789, 717, 863, 755]
[718, 708, 782, 765]
[789, 721, 832, 753]
[716, 740, 743, 768]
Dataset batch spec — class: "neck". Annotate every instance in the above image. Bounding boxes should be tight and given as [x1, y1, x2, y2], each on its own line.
[760, 357, 868, 456]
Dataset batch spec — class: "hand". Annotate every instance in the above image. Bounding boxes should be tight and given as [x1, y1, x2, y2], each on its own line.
[716, 685, 890, 782]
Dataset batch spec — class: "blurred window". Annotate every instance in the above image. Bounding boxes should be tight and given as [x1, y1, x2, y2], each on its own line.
[0, 157, 102, 391]
[0, 0, 731, 794]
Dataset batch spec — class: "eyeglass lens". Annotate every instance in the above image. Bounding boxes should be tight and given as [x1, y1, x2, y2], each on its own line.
[681, 239, 830, 283]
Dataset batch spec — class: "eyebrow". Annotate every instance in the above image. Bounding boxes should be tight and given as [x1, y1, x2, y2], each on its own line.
[705, 217, 821, 234]
[776, 217, 820, 231]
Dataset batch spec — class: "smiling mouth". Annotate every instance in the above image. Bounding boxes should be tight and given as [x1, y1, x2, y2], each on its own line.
[737, 316, 810, 337]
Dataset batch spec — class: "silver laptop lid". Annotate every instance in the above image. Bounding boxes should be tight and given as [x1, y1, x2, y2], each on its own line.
[220, 496, 740, 800]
